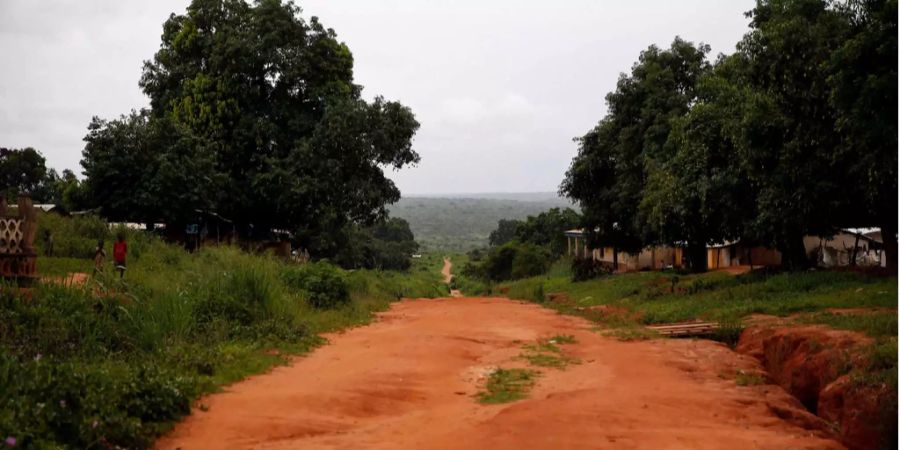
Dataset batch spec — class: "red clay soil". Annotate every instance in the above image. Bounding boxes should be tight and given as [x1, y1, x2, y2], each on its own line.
[441, 258, 453, 283]
[738, 325, 894, 449]
[441, 257, 462, 297]
[156, 297, 843, 450]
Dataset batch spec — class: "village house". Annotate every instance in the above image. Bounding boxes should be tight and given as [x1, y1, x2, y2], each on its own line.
[564, 229, 683, 271]
[803, 229, 885, 268]
[565, 228, 888, 272]
[706, 241, 781, 269]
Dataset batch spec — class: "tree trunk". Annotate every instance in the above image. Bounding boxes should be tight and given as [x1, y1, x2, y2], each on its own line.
[849, 233, 860, 267]
[779, 234, 809, 271]
[881, 221, 897, 275]
[687, 241, 707, 273]
[612, 247, 618, 271]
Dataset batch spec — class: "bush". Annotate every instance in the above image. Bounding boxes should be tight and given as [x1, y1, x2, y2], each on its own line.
[571, 258, 612, 281]
[472, 241, 552, 282]
[3, 213, 447, 448]
[510, 243, 551, 279]
[36, 212, 110, 258]
[283, 262, 350, 309]
[0, 355, 192, 449]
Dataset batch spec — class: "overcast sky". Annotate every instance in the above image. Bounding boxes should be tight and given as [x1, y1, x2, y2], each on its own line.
[0, 1, 754, 195]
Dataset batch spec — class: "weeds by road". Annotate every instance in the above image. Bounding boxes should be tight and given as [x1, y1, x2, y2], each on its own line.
[1, 215, 447, 449]
[477, 368, 539, 404]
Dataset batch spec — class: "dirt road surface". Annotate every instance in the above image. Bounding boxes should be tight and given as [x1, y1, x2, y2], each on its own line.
[441, 258, 462, 297]
[156, 297, 843, 450]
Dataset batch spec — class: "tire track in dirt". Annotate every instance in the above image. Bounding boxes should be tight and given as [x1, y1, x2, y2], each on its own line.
[155, 297, 844, 449]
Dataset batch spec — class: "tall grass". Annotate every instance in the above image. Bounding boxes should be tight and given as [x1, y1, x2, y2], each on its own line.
[502, 269, 896, 325]
[1, 215, 446, 448]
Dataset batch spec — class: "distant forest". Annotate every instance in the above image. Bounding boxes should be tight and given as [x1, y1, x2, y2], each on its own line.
[389, 194, 575, 252]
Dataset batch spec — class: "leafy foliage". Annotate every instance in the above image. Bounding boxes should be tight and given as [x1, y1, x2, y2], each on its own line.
[1, 213, 445, 448]
[562, 38, 711, 263]
[0, 148, 85, 209]
[282, 262, 350, 309]
[81, 0, 420, 256]
[562, 1, 897, 272]
[489, 219, 521, 247]
[514, 207, 581, 257]
[464, 241, 551, 282]
[330, 217, 419, 270]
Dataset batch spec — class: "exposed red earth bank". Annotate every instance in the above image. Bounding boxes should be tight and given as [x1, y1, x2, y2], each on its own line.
[738, 325, 895, 449]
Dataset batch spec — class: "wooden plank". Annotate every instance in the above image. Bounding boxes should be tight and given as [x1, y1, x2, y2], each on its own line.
[648, 323, 716, 330]
[647, 321, 720, 337]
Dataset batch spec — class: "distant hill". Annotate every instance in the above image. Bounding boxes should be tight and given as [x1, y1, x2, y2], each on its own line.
[389, 193, 576, 252]
[404, 192, 568, 202]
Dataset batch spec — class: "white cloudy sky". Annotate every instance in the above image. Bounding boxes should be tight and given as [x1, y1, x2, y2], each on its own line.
[0, 1, 753, 195]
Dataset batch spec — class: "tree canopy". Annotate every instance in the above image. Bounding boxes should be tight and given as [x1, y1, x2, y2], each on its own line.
[562, 0, 897, 272]
[489, 219, 521, 247]
[514, 207, 581, 257]
[561, 37, 712, 267]
[0, 147, 83, 209]
[81, 0, 420, 257]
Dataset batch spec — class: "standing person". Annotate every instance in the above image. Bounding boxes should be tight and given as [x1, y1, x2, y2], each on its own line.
[93, 240, 106, 275]
[44, 230, 54, 257]
[113, 233, 127, 279]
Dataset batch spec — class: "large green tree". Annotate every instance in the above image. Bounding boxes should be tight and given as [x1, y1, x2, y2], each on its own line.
[735, 0, 855, 268]
[331, 217, 419, 270]
[561, 38, 710, 268]
[0, 147, 75, 205]
[489, 219, 522, 247]
[0, 147, 49, 199]
[515, 207, 581, 257]
[83, 0, 419, 253]
[827, 0, 897, 272]
[639, 55, 756, 272]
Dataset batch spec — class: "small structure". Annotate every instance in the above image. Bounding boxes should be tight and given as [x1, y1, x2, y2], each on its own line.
[707, 241, 782, 269]
[564, 229, 684, 271]
[0, 195, 38, 283]
[803, 229, 884, 268]
[33, 204, 67, 215]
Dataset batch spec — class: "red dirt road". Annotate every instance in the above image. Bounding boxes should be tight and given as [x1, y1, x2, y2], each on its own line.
[156, 297, 843, 449]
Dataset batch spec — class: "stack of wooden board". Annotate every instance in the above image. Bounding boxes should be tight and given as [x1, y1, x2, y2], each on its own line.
[647, 322, 720, 337]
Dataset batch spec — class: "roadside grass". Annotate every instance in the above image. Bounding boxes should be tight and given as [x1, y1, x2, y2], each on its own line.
[500, 269, 896, 328]
[519, 337, 579, 369]
[599, 324, 661, 342]
[800, 312, 899, 395]
[499, 264, 898, 420]
[1, 215, 447, 449]
[477, 368, 539, 404]
[799, 312, 898, 339]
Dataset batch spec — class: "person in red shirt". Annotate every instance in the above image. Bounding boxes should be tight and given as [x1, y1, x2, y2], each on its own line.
[113, 233, 127, 279]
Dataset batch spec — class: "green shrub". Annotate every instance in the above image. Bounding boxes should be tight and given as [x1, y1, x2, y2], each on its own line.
[0, 355, 192, 449]
[571, 258, 611, 281]
[2, 213, 447, 448]
[511, 243, 551, 279]
[531, 282, 545, 302]
[471, 241, 551, 282]
[36, 213, 110, 259]
[283, 262, 350, 309]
